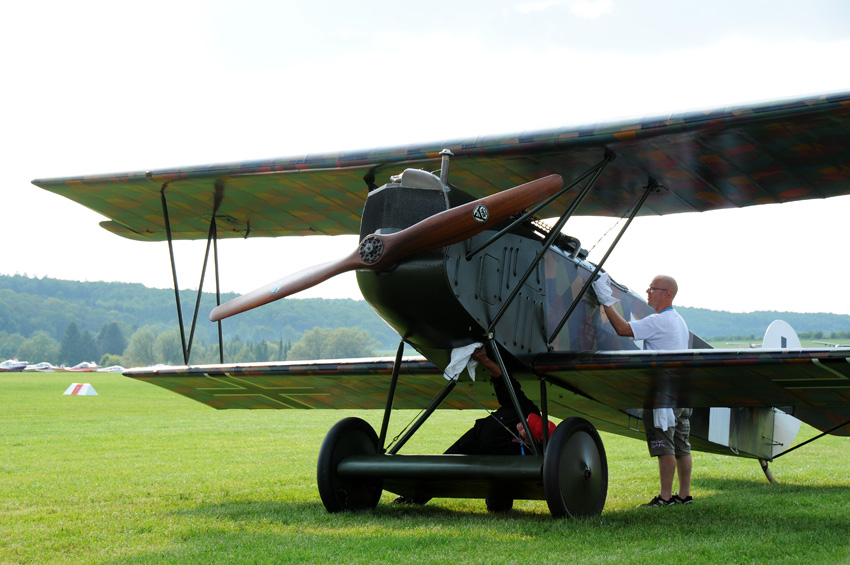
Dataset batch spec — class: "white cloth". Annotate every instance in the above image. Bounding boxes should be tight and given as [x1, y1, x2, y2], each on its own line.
[653, 408, 676, 431]
[443, 342, 484, 381]
[592, 273, 620, 307]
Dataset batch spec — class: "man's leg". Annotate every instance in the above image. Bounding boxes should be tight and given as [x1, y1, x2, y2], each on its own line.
[658, 454, 676, 501]
[672, 408, 693, 501]
[675, 454, 692, 499]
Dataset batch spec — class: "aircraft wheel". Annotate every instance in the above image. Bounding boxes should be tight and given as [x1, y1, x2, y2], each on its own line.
[542, 417, 608, 518]
[317, 417, 383, 513]
[485, 497, 514, 513]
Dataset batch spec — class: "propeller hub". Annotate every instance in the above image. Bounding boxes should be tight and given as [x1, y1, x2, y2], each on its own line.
[359, 235, 384, 264]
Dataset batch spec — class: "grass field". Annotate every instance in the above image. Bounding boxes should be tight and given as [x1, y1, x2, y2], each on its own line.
[2, 373, 849, 564]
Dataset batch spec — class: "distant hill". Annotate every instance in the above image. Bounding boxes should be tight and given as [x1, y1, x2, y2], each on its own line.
[678, 306, 850, 339]
[0, 274, 398, 348]
[1, 275, 848, 348]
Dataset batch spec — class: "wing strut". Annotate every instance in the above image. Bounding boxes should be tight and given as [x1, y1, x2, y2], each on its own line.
[490, 338, 540, 456]
[378, 339, 406, 451]
[547, 178, 660, 346]
[484, 152, 616, 334]
[385, 378, 458, 455]
[539, 377, 550, 450]
[464, 154, 612, 260]
[159, 182, 226, 364]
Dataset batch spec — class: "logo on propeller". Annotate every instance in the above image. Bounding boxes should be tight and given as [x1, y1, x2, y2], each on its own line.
[472, 205, 489, 223]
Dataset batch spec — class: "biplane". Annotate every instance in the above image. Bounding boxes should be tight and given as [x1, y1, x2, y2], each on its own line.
[32, 91, 850, 518]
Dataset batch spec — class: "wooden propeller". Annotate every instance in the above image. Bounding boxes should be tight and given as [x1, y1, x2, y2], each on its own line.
[210, 174, 564, 322]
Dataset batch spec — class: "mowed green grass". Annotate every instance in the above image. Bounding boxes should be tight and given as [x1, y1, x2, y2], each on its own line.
[2, 374, 849, 564]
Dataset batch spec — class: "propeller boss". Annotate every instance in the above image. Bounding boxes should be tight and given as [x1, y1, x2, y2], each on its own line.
[359, 235, 384, 264]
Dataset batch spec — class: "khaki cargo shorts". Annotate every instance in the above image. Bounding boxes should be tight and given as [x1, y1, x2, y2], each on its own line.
[645, 408, 692, 457]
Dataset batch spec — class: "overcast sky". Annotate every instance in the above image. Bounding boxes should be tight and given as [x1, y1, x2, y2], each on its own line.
[4, 0, 850, 319]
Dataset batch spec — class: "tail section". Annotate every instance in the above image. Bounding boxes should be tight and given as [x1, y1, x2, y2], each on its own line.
[700, 320, 804, 460]
[762, 320, 803, 456]
[762, 320, 802, 349]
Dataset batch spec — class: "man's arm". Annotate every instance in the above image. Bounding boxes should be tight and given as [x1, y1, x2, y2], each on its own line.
[603, 304, 634, 337]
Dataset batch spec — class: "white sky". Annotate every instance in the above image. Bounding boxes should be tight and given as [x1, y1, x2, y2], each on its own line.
[4, 0, 850, 316]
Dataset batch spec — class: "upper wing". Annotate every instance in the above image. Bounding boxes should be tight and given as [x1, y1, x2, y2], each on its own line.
[32, 91, 850, 241]
[534, 348, 850, 435]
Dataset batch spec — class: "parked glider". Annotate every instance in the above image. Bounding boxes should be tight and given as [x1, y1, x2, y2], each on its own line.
[33, 91, 850, 518]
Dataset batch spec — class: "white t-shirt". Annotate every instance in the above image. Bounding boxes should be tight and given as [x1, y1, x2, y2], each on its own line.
[629, 308, 689, 350]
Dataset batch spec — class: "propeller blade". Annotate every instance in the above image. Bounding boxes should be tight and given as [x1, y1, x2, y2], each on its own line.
[209, 255, 362, 322]
[210, 174, 563, 321]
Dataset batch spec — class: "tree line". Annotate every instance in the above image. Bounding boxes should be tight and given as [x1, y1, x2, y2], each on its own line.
[708, 330, 850, 343]
[0, 274, 400, 367]
[0, 274, 399, 348]
[2, 274, 849, 368]
[1, 321, 381, 368]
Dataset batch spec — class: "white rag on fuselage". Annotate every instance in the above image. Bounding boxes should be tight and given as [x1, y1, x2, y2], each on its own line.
[443, 342, 484, 381]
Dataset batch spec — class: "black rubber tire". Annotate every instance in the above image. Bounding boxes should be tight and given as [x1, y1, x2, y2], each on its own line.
[542, 417, 608, 518]
[317, 417, 383, 513]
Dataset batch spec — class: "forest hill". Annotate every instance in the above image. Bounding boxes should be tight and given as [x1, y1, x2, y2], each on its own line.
[1, 274, 848, 367]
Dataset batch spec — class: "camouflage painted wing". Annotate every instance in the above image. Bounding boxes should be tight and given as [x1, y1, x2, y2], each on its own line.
[32, 91, 850, 241]
[533, 347, 850, 436]
[123, 357, 501, 410]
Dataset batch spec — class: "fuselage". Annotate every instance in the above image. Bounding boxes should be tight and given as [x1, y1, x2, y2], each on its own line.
[355, 169, 677, 371]
[355, 169, 796, 462]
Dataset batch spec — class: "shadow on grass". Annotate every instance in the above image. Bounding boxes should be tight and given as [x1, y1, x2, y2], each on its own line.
[167, 475, 849, 526]
[104, 481, 850, 564]
[170, 497, 554, 524]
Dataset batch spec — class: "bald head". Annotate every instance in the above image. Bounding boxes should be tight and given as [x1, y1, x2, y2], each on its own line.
[646, 275, 678, 313]
[656, 275, 678, 299]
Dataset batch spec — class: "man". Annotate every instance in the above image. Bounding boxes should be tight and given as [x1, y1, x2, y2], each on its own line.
[443, 346, 542, 456]
[593, 273, 693, 507]
[394, 346, 550, 506]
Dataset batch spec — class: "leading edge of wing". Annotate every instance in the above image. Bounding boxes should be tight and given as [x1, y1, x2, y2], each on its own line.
[534, 348, 850, 411]
[32, 89, 850, 241]
[123, 357, 502, 411]
[33, 90, 850, 189]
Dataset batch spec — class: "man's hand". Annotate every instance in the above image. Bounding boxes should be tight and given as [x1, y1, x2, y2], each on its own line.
[472, 347, 502, 377]
[592, 273, 620, 307]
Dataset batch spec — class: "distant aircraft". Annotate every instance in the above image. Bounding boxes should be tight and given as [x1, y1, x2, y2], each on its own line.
[33, 91, 850, 518]
[25, 362, 59, 372]
[0, 359, 27, 372]
[67, 362, 98, 372]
